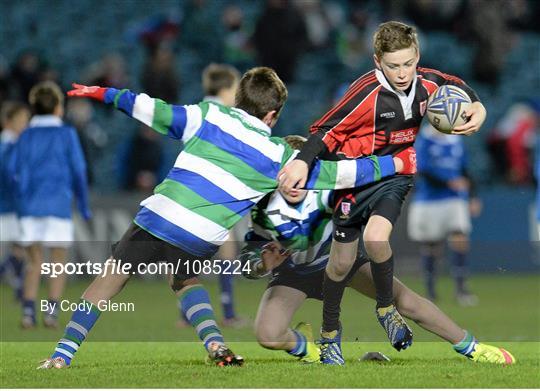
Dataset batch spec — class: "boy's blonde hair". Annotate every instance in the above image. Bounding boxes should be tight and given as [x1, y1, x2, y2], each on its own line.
[283, 135, 306, 150]
[373, 21, 419, 59]
[29, 81, 64, 115]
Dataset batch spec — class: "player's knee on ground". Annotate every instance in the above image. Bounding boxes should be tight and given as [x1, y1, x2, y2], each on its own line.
[254, 320, 287, 349]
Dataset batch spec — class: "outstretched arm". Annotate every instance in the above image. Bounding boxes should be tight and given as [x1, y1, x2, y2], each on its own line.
[303, 147, 416, 190]
[67, 83, 202, 143]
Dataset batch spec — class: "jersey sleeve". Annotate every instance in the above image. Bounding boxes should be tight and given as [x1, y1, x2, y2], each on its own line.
[103, 88, 203, 143]
[304, 155, 395, 190]
[418, 67, 480, 102]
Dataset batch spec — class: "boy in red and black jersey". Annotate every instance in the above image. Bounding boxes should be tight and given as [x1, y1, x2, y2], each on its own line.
[278, 21, 487, 364]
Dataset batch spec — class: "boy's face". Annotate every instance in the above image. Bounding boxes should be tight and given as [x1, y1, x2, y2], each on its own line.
[279, 188, 308, 205]
[9, 110, 31, 133]
[374, 46, 419, 91]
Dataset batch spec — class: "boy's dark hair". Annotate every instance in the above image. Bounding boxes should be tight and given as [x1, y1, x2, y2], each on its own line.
[202, 63, 241, 96]
[1, 101, 29, 127]
[373, 21, 419, 59]
[28, 81, 64, 115]
[235, 67, 288, 120]
[283, 135, 307, 150]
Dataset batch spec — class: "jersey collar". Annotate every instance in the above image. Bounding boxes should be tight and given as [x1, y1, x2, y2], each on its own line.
[29, 115, 63, 128]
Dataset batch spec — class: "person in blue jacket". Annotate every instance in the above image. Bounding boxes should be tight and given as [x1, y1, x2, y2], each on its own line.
[0, 102, 31, 301]
[407, 123, 482, 306]
[9, 81, 91, 328]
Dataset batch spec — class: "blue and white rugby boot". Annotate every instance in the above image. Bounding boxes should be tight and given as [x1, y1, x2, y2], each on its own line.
[317, 326, 345, 365]
[376, 304, 413, 351]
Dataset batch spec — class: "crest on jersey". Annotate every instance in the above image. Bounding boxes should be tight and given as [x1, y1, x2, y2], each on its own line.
[341, 202, 351, 216]
[420, 100, 427, 116]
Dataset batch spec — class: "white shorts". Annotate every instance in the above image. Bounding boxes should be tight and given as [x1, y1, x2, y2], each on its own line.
[407, 199, 471, 242]
[0, 213, 21, 242]
[19, 216, 73, 247]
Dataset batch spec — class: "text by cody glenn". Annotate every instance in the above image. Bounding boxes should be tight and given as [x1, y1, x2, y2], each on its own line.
[40, 258, 251, 278]
[41, 299, 135, 314]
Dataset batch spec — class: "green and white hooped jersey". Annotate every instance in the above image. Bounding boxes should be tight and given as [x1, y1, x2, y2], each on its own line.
[251, 189, 335, 274]
[102, 88, 396, 257]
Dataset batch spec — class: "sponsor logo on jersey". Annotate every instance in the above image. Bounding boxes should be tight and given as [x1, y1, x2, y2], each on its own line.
[380, 111, 396, 118]
[419, 100, 427, 116]
[389, 127, 418, 144]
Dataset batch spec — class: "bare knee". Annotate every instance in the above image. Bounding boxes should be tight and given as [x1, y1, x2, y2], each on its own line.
[363, 229, 390, 259]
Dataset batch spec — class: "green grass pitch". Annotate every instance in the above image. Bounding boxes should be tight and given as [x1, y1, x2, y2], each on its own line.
[1, 274, 539, 388]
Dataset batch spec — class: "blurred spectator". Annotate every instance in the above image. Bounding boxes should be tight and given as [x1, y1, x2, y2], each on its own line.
[201, 63, 240, 106]
[0, 56, 13, 109]
[141, 44, 180, 103]
[182, 0, 223, 62]
[221, 4, 255, 70]
[295, 0, 337, 50]
[253, 0, 308, 82]
[124, 125, 164, 193]
[129, 12, 181, 49]
[403, 0, 465, 33]
[66, 99, 109, 186]
[488, 100, 539, 184]
[335, 6, 372, 69]
[84, 53, 129, 89]
[466, 0, 513, 86]
[10, 50, 46, 101]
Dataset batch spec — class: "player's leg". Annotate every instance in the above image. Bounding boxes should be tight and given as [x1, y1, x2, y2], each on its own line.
[255, 285, 319, 360]
[363, 207, 413, 351]
[420, 241, 443, 301]
[348, 263, 515, 364]
[39, 258, 132, 369]
[447, 199, 476, 306]
[43, 246, 68, 328]
[21, 243, 43, 328]
[173, 275, 243, 366]
[319, 235, 358, 365]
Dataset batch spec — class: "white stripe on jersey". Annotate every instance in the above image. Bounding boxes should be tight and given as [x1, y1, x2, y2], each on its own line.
[182, 104, 203, 142]
[140, 194, 230, 245]
[205, 104, 284, 163]
[132, 93, 155, 127]
[174, 152, 265, 201]
[336, 159, 358, 188]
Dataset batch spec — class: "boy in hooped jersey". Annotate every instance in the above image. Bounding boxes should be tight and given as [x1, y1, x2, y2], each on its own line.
[39, 67, 415, 369]
[242, 135, 514, 365]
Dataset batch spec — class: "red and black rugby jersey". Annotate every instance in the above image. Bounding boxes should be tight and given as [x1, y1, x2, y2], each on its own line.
[296, 67, 479, 163]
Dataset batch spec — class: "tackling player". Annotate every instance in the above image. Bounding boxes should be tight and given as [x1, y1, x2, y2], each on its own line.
[277, 21, 487, 364]
[38, 67, 410, 369]
[244, 136, 514, 365]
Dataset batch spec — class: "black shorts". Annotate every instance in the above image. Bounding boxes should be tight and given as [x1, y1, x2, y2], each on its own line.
[332, 175, 414, 243]
[267, 255, 369, 300]
[111, 222, 202, 281]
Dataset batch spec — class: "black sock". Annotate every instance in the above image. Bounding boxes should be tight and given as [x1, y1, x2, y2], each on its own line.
[371, 255, 394, 308]
[322, 272, 347, 332]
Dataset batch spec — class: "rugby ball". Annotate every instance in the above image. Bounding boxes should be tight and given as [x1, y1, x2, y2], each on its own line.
[426, 85, 471, 134]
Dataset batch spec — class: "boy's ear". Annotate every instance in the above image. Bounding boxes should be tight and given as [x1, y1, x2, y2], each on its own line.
[373, 54, 381, 70]
[262, 110, 277, 127]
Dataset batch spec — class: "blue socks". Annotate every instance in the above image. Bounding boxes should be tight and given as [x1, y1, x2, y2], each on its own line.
[453, 331, 477, 357]
[51, 299, 101, 365]
[179, 285, 225, 351]
[287, 329, 307, 357]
